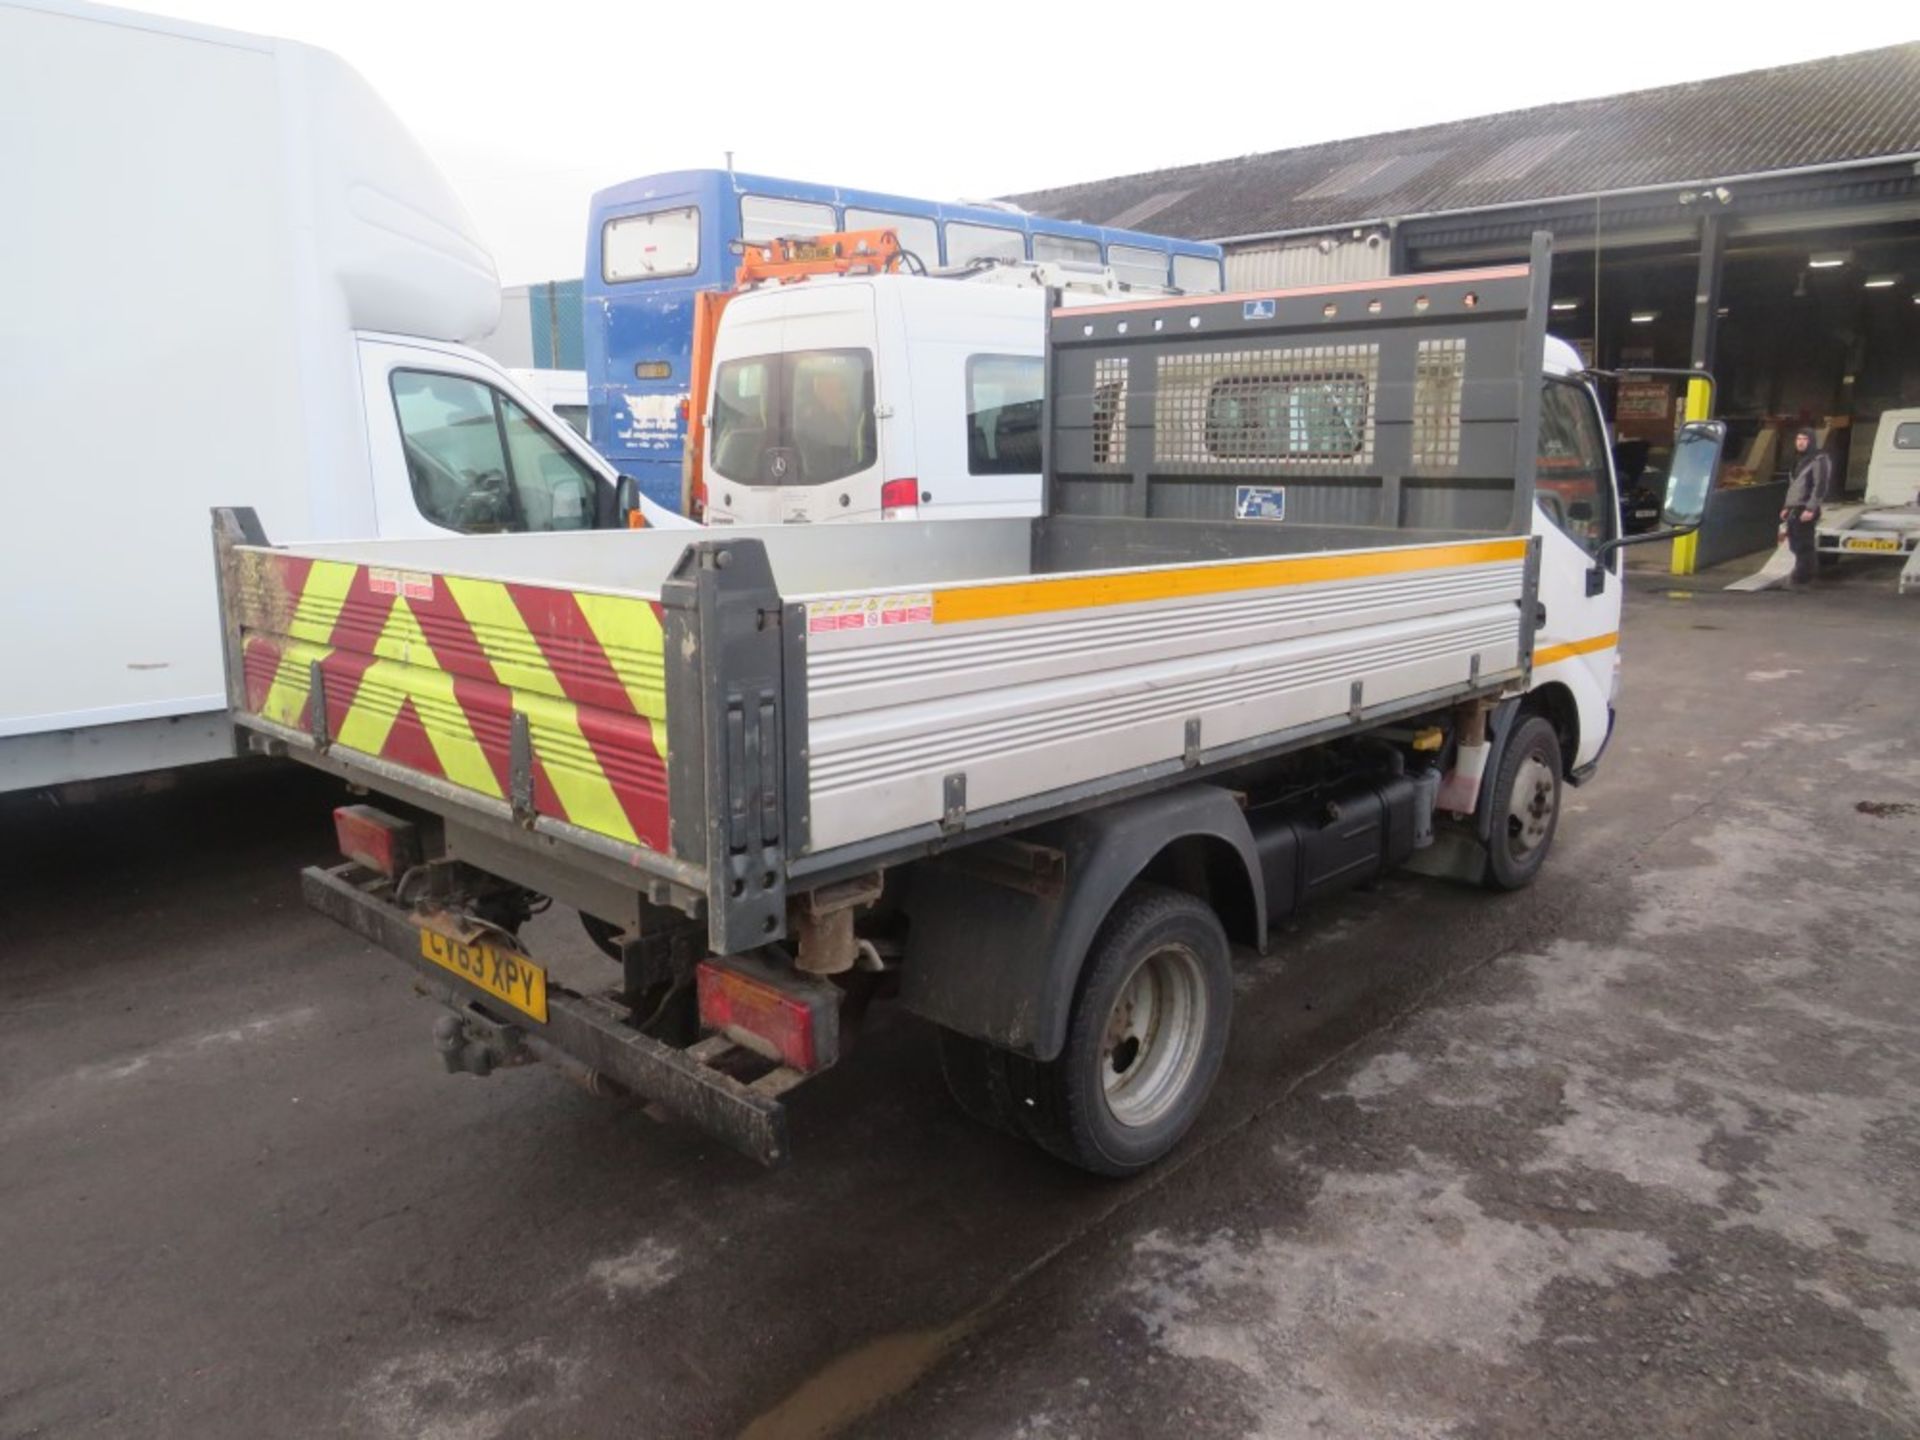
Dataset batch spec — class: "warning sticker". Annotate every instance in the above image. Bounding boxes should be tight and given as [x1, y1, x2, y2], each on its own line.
[369, 568, 435, 602]
[1234, 485, 1287, 522]
[807, 591, 934, 636]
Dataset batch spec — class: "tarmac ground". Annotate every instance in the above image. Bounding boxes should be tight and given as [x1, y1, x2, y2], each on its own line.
[3, 558, 1916, 1439]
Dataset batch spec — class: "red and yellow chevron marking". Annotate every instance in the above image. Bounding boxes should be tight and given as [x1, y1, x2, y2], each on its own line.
[233, 551, 669, 850]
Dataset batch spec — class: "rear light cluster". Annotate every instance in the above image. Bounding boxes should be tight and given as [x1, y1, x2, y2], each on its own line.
[696, 955, 840, 1073]
[333, 804, 421, 877]
[880, 477, 919, 520]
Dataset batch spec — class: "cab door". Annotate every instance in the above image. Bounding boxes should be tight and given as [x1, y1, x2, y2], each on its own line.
[1529, 377, 1622, 771]
[357, 336, 612, 538]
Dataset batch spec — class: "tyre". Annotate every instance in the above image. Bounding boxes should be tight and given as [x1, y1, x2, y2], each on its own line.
[1484, 714, 1563, 891]
[1013, 884, 1233, 1177]
[936, 1026, 1020, 1135]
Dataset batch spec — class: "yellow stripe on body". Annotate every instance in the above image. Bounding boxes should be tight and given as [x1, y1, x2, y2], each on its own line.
[1534, 631, 1619, 667]
[249, 636, 331, 728]
[242, 559, 357, 725]
[932, 537, 1530, 626]
[444, 577, 639, 845]
[572, 590, 670, 761]
[333, 599, 503, 800]
[288, 560, 357, 644]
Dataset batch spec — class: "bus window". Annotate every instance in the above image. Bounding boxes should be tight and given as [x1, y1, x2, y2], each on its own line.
[1033, 233, 1101, 265]
[741, 195, 836, 243]
[1109, 244, 1169, 289]
[602, 206, 700, 282]
[845, 208, 940, 267]
[967, 355, 1044, 474]
[1173, 254, 1225, 293]
[947, 222, 1024, 266]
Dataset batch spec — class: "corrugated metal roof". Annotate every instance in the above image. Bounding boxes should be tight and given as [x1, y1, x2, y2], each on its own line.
[1010, 44, 1920, 240]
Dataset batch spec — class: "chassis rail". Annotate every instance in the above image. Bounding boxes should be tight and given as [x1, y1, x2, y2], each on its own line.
[301, 863, 791, 1166]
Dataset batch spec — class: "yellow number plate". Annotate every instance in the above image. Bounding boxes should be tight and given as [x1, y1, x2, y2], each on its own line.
[419, 929, 549, 1022]
[1841, 535, 1899, 552]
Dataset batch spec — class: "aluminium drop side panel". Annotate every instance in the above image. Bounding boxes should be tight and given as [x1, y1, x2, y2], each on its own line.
[216, 515, 804, 953]
[800, 540, 1529, 852]
[220, 530, 676, 866]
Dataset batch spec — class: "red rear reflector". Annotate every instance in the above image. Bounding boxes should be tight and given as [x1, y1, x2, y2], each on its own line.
[696, 957, 839, 1073]
[880, 477, 919, 518]
[333, 804, 420, 878]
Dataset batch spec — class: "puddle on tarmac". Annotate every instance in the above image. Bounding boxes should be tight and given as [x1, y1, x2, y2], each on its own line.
[736, 1321, 968, 1440]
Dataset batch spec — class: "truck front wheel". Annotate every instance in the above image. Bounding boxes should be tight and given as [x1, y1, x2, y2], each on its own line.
[1019, 885, 1232, 1177]
[1484, 714, 1563, 891]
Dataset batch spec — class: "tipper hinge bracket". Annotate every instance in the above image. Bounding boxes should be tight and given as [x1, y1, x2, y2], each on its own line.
[508, 711, 535, 823]
[662, 540, 795, 955]
[941, 772, 967, 832]
[308, 661, 330, 749]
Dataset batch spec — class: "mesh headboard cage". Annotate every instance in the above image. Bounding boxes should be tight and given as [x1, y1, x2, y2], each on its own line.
[1042, 233, 1552, 550]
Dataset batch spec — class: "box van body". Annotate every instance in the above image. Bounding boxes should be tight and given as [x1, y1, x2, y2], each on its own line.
[0, 0, 663, 794]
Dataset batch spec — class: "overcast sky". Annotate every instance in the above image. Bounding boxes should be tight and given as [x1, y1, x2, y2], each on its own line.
[137, 0, 1914, 285]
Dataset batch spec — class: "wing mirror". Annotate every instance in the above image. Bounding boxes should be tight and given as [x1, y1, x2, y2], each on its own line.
[1658, 419, 1726, 531]
[1583, 420, 1726, 593]
[1591, 419, 1726, 560]
[613, 473, 643, 529]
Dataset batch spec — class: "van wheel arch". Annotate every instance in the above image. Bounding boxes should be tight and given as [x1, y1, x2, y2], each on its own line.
[1520, 681, 1580, 779]
[899, 784, 1266, 1064]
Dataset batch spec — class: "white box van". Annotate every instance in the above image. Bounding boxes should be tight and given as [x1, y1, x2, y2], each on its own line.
[0, 0, 672, 793]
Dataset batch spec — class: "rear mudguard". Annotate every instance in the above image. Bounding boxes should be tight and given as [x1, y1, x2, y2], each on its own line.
[899, 784, 1266, 1062]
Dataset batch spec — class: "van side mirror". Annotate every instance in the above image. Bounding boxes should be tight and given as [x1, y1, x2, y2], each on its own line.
[1660, 419, 1726, 531]
[613, 474, 642, 529]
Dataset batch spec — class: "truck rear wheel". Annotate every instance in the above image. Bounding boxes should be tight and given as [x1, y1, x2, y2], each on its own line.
[1017, 885, 1232, 1177]
[935, 1027, 1020, 1135]
[1484, 714, 1563, 891]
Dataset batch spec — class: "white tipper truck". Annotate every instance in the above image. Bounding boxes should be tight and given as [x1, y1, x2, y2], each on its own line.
[0, 0, 674, 796]
[210, 237, 1724, 1174]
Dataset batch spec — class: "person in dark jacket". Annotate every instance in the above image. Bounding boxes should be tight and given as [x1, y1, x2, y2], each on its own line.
[1781, 427, 1832, 588]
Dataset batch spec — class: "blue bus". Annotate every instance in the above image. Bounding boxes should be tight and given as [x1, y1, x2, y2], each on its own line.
[582, 168, 1225, 510]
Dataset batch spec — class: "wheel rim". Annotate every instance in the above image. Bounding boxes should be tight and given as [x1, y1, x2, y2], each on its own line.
[1506, 750, 1558, 860]
[1100, 943, 1209, 1129]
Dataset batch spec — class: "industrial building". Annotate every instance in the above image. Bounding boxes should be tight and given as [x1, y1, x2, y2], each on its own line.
[474, 278, 584, 371]
[1015, 43, 1920, 510]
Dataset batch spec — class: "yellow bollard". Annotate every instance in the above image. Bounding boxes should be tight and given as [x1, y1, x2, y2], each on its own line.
[1669, 377, 1713, 575]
